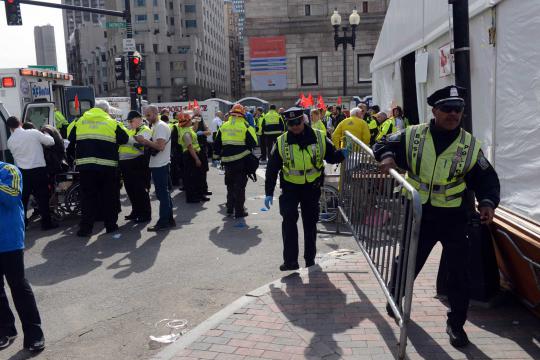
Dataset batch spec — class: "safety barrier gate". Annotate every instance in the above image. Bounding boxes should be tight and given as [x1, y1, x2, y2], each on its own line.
[334, 131, 422, 359]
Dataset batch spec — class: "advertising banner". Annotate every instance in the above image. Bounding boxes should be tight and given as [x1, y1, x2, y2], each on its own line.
[249, 36, 287, 91]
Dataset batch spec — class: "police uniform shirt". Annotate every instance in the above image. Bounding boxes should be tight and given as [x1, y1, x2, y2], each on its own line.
[372, 119, 500, 220]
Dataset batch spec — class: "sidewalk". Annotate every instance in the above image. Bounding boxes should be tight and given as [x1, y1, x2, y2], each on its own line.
[155, 245, 540, 360]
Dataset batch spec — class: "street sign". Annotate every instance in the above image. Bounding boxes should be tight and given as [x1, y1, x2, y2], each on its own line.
[28, 65, 57, 71]
[105, 21, 126, 29]
[123, 38, 136, 52]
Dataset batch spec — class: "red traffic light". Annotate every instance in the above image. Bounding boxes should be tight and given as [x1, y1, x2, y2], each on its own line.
[132, 57, 140, 65]
[7, 0, 15, 4]
[136, 86, 143, 95]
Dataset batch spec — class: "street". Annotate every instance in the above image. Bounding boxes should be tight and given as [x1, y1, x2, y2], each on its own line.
[3, 166, 356, 360]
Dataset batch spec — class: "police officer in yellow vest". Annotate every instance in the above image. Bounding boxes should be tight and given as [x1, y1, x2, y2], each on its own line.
[373, 86, 500, 348]
[214, 104, 258, 218]
[119, 110, 152, 223]
[258, 104, 285, 163]
[376, 105, 410, 141]
[264, 108, 348, 271]
[54, 108, 69, 139]
[177, 112, 209, 203]
[67, 100, 129, 237]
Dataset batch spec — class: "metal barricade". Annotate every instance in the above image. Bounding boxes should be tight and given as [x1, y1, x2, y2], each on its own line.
[335, 131, 422, 359]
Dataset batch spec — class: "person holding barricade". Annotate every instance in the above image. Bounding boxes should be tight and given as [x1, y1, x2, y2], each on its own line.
[373, 85, 500, 348]
[264, 107, 348, 271]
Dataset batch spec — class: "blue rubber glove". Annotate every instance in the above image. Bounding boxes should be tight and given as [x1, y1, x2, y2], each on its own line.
[264, 196, 273, 209]
[341, 148, 350, 158]
[196, 130, 204, 136]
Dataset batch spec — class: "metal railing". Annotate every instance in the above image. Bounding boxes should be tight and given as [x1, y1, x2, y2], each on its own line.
[334, 131, 422, 359]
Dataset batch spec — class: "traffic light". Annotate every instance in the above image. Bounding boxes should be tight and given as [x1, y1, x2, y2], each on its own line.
[4, 0, 22, 26]
[211, 89, 216, 98]
[181, 86, 188, 101]
[136, 86, 147, 96]
[128, 52, 142, 81]
[114, 56, 125, 81]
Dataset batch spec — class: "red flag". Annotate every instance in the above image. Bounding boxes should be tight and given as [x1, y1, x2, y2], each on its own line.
[337, 96, 342, 105]
[317, 95, 326, 110]
[74, 94, 80, 112]
[307, 93, 314, 107]
[193, 99, 200, 109]
[299, 93, 307, 108]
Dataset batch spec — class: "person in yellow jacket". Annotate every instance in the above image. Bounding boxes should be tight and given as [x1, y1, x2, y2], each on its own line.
[258, 104, 286, 163]
[310, 109, 327, 137]
[331, 107, 370, 148]
[376, 105, 410, 141]
[54, 109, 69, 139]
[119, 110, 152, 223]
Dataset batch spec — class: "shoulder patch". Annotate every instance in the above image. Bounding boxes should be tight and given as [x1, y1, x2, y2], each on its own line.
[477, 151, 490, 170]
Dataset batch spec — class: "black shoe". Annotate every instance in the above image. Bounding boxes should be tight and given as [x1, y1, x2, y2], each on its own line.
[235, 211, 249, 219]
[0, 335, 16, 349]
[135, 217, 151, 223]
[200, 197, 211, 202]
[105, 224, 119, 234]
[279, 263, 300, 271]
[205, 191, 213, 196]
[25, 339, 45, 352]
[41, 222, 59, 231]
[386, 302, 396, 319]
[305, 260, 315, 267]
[446, 325, 470, 348]
[76, 229, 91, 237]
[125, 214, 138, 221]
[148, 223, 170, 232]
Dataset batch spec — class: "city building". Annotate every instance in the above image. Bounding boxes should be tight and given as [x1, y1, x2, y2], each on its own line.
[244, 0, 388, 106]
[34, 25, 58, 68]
[231, 0, 245, 40]
[225, 0, 242, 99]
[104, 0, 231, 103]
[62, 0, 106, 43]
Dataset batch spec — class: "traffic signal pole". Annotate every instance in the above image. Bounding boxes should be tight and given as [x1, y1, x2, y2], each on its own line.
[124, 0, 138, 111]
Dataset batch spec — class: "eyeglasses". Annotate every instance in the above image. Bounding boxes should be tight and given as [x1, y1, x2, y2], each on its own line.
[287, 118, 303, 127]
[438, 104, 464, 114]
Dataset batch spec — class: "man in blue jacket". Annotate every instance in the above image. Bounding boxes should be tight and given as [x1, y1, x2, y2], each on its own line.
[0, 161, 45, 352]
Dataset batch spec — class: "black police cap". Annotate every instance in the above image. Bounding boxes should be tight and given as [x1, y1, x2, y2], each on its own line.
[283, 107, 304, 121]
[427, 85, 466, 107]
[127, 110, 142, 120]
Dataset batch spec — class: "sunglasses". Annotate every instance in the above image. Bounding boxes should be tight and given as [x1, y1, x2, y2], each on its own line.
[287, 118, 303, 127]
[438, 104, 464, 114]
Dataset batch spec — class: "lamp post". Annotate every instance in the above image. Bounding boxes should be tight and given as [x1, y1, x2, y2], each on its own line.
[331, 9, 361, 97]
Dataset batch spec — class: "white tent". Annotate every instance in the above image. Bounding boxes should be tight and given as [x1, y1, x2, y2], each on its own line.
[371, 0, 540, 223]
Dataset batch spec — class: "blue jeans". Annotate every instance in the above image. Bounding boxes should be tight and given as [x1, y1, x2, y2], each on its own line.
[151, 165, 173, 225]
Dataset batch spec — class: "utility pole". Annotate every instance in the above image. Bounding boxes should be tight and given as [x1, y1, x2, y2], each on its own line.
[124, 0, 137, 111]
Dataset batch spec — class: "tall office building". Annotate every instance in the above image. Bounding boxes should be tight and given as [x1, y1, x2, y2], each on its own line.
[231, 0, 245, 40]
[34, 25, 58, 68]
[225, 0, 242, 98]
[105, 0, 231, 102]
[62, 0, 106, 43]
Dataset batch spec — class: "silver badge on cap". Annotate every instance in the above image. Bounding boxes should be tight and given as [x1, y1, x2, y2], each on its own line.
[450, 87, 458, 97]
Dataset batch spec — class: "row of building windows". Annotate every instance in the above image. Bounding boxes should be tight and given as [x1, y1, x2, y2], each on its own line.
[299, 54, 373, 86]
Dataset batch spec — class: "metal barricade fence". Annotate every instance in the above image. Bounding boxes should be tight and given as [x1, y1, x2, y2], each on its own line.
[334, 131, 422, 359]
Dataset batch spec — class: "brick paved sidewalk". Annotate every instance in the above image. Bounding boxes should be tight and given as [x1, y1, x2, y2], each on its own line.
[159, 245, 540, 360]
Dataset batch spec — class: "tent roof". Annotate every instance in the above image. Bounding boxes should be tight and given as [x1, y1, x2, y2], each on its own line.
[371, 0, 502, 72]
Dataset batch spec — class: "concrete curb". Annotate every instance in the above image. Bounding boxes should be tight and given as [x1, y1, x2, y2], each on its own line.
[151, 253, 347, 360]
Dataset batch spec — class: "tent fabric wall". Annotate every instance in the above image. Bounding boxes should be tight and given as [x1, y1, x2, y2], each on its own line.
[494, 0, 540, 222]
[372, 62, 403, 115]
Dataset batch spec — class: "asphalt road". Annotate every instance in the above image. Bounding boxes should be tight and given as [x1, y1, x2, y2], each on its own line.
[3, 165, 357, 360]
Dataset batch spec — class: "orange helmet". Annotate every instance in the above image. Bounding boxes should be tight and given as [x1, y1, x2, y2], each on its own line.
[230, 104, 245, 117]
[177, 112, 191, 125]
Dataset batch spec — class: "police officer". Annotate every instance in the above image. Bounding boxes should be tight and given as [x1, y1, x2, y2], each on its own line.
[119, 110, 152, 223]
[54, 108, 69, 139]
[258, 104, 286, 163]
[264, 108, 348, 271]
[376, 105, 410, 141]
[68, 100, 129, 237]
[192, 107, 212, 196]
[214, 104, 258, 218]
[373, 85, 500, 348]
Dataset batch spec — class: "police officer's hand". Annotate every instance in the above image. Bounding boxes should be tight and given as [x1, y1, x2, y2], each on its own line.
[264, 196, 273, 209]
[379, 157, 397, 174]
[479, 206, 495, 224]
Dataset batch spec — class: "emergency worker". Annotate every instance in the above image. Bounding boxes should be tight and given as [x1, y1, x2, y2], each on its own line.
[309, 109, 327, 137]
[264, 108, 348, 271]
[67, 100, 129, 236]
[373, 85, 500, 348]
[331, 107, 371, 148]
[119, 110, 152, 223]
[54, 108, 69, 139]
[376, 105, 410, 141]
[258, 104, 285, 163]
[214, 104, 258, 218]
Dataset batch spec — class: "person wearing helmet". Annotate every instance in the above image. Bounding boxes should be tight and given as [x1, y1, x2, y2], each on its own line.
[214, 104, 258, 218]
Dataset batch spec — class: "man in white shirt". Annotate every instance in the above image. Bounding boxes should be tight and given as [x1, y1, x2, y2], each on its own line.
[135, 105, 174, 231]
[6, 116, 58, 230]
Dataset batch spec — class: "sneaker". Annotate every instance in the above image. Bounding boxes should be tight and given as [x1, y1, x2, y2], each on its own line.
[446, 325, 470, 348]
[0, 335, 16, 349]
[279, 263, 300, 271]
[25, 339, 45, 352]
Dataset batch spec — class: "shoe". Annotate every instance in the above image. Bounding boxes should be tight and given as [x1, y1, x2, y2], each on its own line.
[0, 335, 16, 349]
[25, 339, 45, 352]
[125, 214, 138, 221]
[41, 222, 59, 231]
[200, 197, 211, 202]
[204, 191, 213, 196]
[76, 229, 91, 237]
[235, 211, 249, 219]
[386, 302, 396, 319]
[305, 260, 315, 267]
[135, 217, 151, 223]
[106, 224, 119, 234]
[446, 325, 470, 348]
[148, 223, 171, 232]
[279, 263, 300, 271]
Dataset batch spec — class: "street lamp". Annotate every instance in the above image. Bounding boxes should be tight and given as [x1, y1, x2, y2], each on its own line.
[331, 9, 361, 96]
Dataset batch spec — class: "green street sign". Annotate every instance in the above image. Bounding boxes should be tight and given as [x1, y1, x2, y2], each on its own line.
[28, 65, 57, 71]
[105, 21, 126, 29]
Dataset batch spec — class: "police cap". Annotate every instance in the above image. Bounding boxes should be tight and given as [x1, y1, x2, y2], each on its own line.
[127, 110, 142, 121]
[283, 107, 304, 122]
[427, 85, 466, 107]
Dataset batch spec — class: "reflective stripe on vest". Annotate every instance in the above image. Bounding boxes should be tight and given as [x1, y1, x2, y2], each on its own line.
[119, 126, 151, 160]
[404, 123, 481, 207]
[277, 129, 326, 185]
[178, 126, 201, 153]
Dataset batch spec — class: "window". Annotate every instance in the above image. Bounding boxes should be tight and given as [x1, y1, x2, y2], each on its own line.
[362, 1, 368, 13]
[136, 0, 145, 6]
[153, 0, 158, 6]
[153, 44, 158, 54]
[357, 54, 373, 82]
[305, 5, 311, 16]
[136, 43, 145, 53]
[177, 46, 190, 54]
[156, 78, 161, 87]
[185, 20, 197, 28]
[154, 14, 159, 22]
[185, 4, 196, 13]
[300, 56, 318, 86]
[135, 14, 147, 23]
[170, 17, 175, 26]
